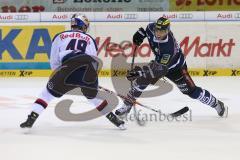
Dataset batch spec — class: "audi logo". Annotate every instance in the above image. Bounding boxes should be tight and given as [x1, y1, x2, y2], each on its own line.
[124, 14, 138, 19]
[178, 13, 193, 19]
[235, 13, 240, 19]
[14, 15, 29, 21]
[53, 0, 65, 3]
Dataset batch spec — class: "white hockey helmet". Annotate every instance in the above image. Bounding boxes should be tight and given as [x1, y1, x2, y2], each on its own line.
[71, 13, 90, 32]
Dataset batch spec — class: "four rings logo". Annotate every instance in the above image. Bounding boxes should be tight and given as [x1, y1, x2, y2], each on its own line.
[124, 13, 138, 20]
[235, 13, 240, 19]
[53, 0, 66, 3]
[14, 14, 28, 20]
[179, 13, 193, 19]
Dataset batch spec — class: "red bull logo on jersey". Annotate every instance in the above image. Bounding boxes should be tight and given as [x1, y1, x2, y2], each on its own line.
[59, 32, 91, 43]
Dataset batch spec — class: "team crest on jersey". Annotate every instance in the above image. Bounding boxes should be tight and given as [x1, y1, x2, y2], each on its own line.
[160, 54, 170, 64]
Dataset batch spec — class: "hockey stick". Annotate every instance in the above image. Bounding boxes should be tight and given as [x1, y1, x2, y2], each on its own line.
[130, 46, 145, 125]
[98, 86, 189, 117]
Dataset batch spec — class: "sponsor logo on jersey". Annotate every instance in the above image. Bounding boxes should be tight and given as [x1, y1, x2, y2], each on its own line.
[160, 54, 171, 64]
[59, 32, 91, 44]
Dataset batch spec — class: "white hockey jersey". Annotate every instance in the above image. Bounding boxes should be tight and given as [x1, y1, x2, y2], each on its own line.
[50, 30, 98, 70]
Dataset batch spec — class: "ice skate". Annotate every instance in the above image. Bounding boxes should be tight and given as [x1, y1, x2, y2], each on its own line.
[115, 100, 133, 118]
[20, 112, 39, 128]
[214, 100, 228, 118]
[106, 112, 126, 130]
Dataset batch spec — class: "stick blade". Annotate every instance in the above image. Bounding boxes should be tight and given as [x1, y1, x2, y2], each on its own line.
[170, 106, 189, 117]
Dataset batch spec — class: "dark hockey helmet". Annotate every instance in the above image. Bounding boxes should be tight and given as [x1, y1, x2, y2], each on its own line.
[154, 17, 170, 40]
[154, 17, 170, 31]
[71, 13, 90, 33]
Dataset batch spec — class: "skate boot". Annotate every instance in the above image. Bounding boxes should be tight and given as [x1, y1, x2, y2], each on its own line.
[115, 95, 135, 117]
[214, 100, 228, 118]
[106, 112, 126, 130]
[20, 112, 39, 128]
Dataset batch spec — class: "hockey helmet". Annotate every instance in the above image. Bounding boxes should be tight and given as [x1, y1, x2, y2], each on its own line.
[155, 17, 170, 31]
[71, 13, 90, 32]
[154, 17, 170, 40]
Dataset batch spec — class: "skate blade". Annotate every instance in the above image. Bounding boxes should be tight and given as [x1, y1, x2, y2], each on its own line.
[21, 128, 32, 134]
[117, 114, 128, 120]
[118, 124, 127, 130]
[222, 106, 228, 118]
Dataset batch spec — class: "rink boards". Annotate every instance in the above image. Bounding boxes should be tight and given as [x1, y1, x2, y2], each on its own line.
[0, 12, 240, 77]
[0, 68, 240, 77]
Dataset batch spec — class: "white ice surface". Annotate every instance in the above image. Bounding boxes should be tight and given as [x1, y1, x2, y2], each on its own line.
[0, 77, 239, 160]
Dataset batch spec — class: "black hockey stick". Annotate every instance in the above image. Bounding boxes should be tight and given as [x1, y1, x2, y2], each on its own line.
[130, 46, 145, 125]
[98, 86, 189, 117]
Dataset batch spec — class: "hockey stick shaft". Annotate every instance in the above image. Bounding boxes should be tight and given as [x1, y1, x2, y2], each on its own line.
[99, 86, 189, 117]
[98, 86, 158, 112]
[130, 46, 144, 125]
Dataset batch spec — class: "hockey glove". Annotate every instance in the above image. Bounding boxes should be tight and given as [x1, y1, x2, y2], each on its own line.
[148, 60, 168, 78]
[126, 66, 142, 81]
[133, 27, 146, 46]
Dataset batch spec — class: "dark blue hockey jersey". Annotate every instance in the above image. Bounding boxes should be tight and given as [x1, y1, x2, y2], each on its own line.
[145, 23, 186, 72]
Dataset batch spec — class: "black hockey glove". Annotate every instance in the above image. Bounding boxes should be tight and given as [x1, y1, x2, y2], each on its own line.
[148, 60, 168, 78]
[126, 66, 142, 81]
[126, 61, 168, 81]
[133, 27, 146, 46]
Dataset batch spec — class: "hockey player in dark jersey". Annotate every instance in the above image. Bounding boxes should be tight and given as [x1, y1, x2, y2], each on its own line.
[115, 17, 228, 118]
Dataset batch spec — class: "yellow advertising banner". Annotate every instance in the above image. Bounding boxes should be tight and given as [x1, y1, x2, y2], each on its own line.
[170, 0, 240, 11]
[0, 25, 65, 70]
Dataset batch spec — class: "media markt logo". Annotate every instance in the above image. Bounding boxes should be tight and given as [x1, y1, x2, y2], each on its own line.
[53, 0, 67, 3]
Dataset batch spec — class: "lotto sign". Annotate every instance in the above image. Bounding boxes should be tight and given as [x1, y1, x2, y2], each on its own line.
[170, 0, 240, 11]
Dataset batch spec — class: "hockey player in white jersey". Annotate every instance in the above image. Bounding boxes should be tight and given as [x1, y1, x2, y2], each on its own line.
[20, 13, 125, 129]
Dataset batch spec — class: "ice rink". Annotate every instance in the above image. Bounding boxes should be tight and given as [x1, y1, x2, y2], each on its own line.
[0, 77, 239, 160]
